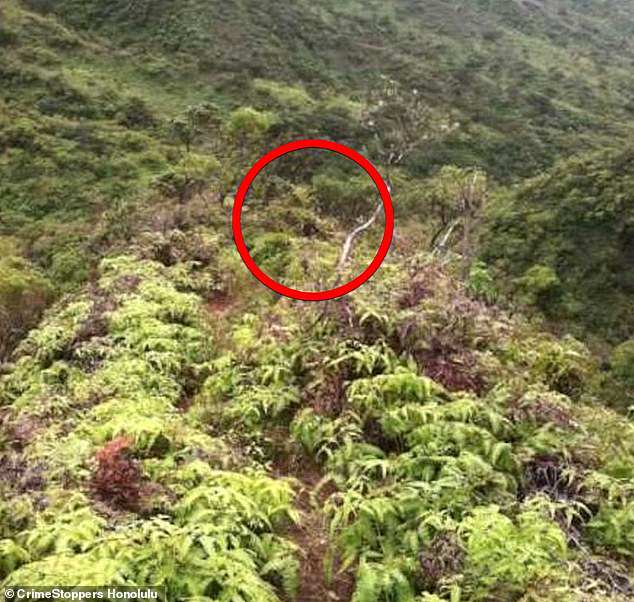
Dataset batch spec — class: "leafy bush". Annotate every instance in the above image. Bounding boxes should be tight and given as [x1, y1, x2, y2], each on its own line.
[154, 153, 220, 203]
[253, 79, 314, 109]
[610, 339, 634, 388]
[251, 233, 294, 280]
[588, 502, 634, 557]
[91, 436, 143, 511]
[311, 173, 377, 225]
[514, 264, 563, 311]
[459, 502, 568, 599]
[466, 261, 498, 305]
[227, 106, 277, 141]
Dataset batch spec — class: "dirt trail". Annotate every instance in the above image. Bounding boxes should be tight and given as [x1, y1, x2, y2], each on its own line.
[271, 438, 354, 602]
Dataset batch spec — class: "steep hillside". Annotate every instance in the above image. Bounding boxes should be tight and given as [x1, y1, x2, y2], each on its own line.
[3, 1, 634, 329]
[2, 3, 634, 598]
[24, 0, 634, 178]
[482, 145, 634, 343]
[0, 1, 178, 254]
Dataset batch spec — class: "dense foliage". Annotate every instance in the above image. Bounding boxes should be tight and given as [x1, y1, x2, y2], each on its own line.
[2, 0, 634, 343]
[482, 145, 634, 342]
[0, 257, 299, 598]
[2, 0, 634, 600]
[1, 244, 634, 600]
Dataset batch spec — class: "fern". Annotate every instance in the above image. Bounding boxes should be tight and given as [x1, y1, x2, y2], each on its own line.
[3, 555, 128, 587]
[587, 501, 634, 556]
[0, 539, 30, 578]
[291, 408, 362, 461]
[458, 504, 569, 599]
[16, 491, 106, 559]
[257, 535, 300, 599]
[347, 368, 442, 417]
[329, 341, 399, 378]
[223, 384, 300, 428]
[352, 558, 417, 602]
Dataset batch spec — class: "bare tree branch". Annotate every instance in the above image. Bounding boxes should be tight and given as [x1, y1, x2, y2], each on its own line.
[431, 218, 460, 257]
[336, 202, 384, 276]
[304, 188, 389, 330]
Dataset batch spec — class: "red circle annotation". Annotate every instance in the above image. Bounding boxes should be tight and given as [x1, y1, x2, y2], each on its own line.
[231, 139, 394, 302]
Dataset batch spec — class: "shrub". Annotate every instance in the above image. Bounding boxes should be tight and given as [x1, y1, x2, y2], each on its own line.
[250, 233, 293, 280]
[0, 244, 53, 360]
[118, 96, 156, 129]
[49, 246, 90, 291]
[311, 173, 376, 224]
[514, 264, 563, 311]
[528, 337, 591, 398]
[587, 502, 634, 556]
[154, 153, 220, 202]
[460, 503, 568, 598]
[90, 436, 142, 511]
[227, 106, 277, 141]
[253, 79, 314, 108]
[466, 261, 498, 304]
[610, 339, 634, 388]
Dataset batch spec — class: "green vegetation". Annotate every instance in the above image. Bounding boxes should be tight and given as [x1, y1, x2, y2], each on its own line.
[2, 0, 634, 599]
[3, 248, 634, 600]
[482, 145, 634, 342]
[3, 0, 634, 343]
[0, 238, 52, 361]
[0, 257, 299, 598]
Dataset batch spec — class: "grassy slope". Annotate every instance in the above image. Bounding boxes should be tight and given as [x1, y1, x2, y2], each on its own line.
[31, 0, 634, 178]
[4, 0, 634, 236]
[2, 0, 634, 347]
[0, 0, 218, 266]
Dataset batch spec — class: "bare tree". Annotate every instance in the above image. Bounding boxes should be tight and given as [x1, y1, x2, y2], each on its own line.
[362, 76, 459, 181]
[425, 166, 488, 276]
[335, 202, 384, 282]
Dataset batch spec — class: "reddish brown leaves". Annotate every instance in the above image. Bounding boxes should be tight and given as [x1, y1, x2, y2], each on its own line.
[421, 351, 486, 394]
[91, 436, 142, 511]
